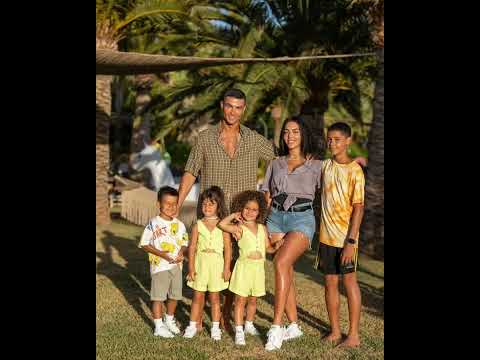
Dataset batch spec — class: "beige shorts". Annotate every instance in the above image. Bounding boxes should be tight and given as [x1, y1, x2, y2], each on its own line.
[150, 266, 182, 301]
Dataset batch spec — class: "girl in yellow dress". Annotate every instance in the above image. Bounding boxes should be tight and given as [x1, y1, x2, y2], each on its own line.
[218, 190, 282, 345]
[183, 186, 232, 341]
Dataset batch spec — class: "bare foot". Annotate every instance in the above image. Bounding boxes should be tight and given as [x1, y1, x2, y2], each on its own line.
[338, 336, 360, 348]
[323, 333, 342, 343]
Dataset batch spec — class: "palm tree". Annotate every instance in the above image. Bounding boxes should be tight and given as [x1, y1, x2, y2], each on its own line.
[135, 0, 374, 153]
[96, 0, 190, 224]
[95, 0, 374, 224]
[355, 0, 384, 259]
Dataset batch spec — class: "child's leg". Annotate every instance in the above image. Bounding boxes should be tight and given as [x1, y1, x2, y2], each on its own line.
[152, 300, 163, 320]
[190, 291, 206, 323]
[166, 299, 177, 316]
[340, 272, 361, 347]
[197, 296, 205, 330]
[233, 295, 247, 326]
[209, 292, 221, 322]
[245, 296, 257, 322]
[324, 274, 342, 341]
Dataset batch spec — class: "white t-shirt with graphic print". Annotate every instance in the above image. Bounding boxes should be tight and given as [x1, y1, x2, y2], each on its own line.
[138, 215, 189, 275]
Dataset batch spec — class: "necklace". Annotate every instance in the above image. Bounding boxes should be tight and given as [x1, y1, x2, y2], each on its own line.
[203, 216, 219, 220]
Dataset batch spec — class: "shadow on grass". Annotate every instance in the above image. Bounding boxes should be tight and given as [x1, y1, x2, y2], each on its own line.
[286, 246, 384, 319]
[96, 229, 193, 332]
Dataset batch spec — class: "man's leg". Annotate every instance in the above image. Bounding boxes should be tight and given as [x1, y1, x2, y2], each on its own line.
[220, 290, 234, 332]
[221, 255, 237, 332]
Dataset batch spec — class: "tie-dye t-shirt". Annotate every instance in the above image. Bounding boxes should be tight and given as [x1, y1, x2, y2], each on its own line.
[319, 159, 365, 248]
[138, 216, 189, 274]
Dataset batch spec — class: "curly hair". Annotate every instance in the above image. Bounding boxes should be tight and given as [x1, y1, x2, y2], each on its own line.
[196, 186, 228, 219]
[231, 190, 268, 224]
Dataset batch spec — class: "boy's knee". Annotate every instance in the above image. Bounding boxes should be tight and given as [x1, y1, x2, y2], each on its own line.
[325, 275, 339, 288]
[342, 273, 359, 287]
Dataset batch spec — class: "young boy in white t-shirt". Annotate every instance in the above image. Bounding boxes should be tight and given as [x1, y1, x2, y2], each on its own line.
[139, 186, 189, 337]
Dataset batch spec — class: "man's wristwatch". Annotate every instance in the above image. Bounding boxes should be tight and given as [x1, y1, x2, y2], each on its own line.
[347, 238, 357, 245]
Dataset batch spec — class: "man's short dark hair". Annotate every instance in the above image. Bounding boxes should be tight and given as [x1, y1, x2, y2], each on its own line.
[223, 88, 246, 102]
[157, 186, 179, 201]
[328, 122, 352, 137]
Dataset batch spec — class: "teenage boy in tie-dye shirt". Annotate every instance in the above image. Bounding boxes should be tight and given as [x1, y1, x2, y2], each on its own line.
[314, 122, 365, 348]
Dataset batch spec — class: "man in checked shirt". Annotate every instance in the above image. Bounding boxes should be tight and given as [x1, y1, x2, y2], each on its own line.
[176, 88, 276, 334]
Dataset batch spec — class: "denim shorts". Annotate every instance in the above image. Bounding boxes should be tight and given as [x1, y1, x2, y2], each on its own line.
[266, 206, 316, 248]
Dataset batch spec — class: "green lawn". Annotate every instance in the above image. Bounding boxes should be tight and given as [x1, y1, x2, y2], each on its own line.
[96, 218, 384, 360]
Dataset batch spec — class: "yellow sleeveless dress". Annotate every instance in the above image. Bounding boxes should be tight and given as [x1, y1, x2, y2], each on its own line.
[187, 220, 229, 292]
[228, 224, 266, 297]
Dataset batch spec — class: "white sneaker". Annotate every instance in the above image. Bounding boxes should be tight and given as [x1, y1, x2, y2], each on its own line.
[164, 318, 181, 335]
[265, 326, 285, 351]
[183, 325, 197, 338]
[211, 327, 222, 341]
[244, 323, 260, 336]
[154, 323, 174, 338]
[283, 323, 303, 341]
[235, 330, 246, 345]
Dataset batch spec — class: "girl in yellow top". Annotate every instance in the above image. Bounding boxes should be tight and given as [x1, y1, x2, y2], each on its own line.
[218, 190, 281, 346]
[183, 186, 232, 341]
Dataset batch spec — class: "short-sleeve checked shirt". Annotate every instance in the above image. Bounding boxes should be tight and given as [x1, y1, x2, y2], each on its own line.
[184, 123, 275, 210]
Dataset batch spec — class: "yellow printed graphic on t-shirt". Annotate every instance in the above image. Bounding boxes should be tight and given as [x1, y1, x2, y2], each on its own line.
[171, 222, 178, 236]
[149, 253, 161, 265]
[176, 232, 189, 247]
[160, 242, 176, 253]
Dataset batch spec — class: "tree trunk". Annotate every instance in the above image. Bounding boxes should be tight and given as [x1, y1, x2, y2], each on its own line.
[130, 74, 155, 154]
[271, 105, 283, 148]
[96, 34, 117, 225]
[96, 75, 113, 224]
[301, 79, 329, 159]
[360, 47, 384, 259]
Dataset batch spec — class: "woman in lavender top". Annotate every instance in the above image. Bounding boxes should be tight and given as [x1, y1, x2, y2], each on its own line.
[261, 116, 322, 351]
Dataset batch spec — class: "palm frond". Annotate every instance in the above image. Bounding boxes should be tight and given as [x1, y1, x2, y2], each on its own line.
[116, 0, 188, 32]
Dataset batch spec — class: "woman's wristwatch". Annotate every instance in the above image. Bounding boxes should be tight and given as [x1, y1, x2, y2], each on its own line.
[347, 238, 357, 245]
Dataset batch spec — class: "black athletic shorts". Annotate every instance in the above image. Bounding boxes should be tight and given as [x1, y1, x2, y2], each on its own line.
[314, 243, 358, 275]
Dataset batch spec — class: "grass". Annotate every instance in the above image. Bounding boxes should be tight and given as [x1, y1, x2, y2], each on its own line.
[96, 218, 384, 360]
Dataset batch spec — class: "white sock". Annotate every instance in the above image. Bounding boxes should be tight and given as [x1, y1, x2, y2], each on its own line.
[235, 325, 244, 333]
[212, 321, 220, 329]
[165, 314, 174, 322]
[189, 321, 197, 328]
[271, 324, 280, 329]
[245, 321, 254, 327]
[289, 322, 297, 327]
[154, 318, 163, 327]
